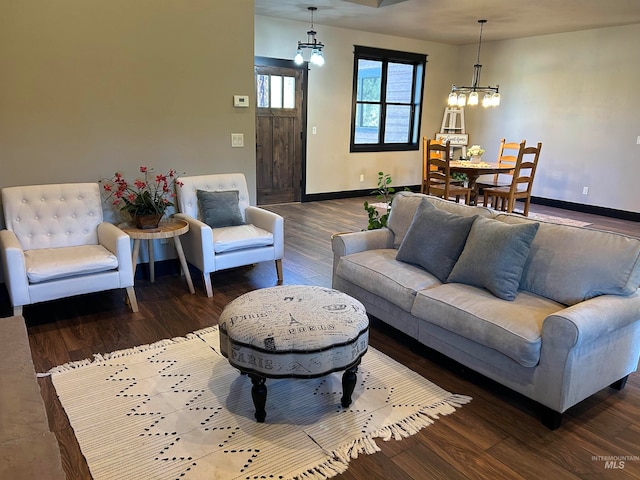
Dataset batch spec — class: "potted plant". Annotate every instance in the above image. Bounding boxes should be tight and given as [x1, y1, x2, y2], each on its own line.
[363, 171, 395, 230]
[101, 166, 184, 229]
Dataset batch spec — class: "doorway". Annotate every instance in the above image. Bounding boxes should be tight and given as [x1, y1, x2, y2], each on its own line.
[254, 58, 307, 205]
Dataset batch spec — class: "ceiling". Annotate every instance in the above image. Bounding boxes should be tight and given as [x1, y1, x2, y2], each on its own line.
[254, 0, 640, 45]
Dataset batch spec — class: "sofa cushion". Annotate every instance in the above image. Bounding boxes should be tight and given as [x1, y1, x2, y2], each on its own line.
[24, 245, 118, 283]
[412, 283, 564, 367]
[496, 214, 640, 306]
[448, 217, 539, 301]
[335, 249, 440, 311]
[212, 224, 273, 253]
[388, 192, 493, 249]
[197, 189, 246, 228]
[396, 198, 477, 282]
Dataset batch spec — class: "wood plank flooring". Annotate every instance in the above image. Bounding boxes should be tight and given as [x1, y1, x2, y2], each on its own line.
[2, 197, 639, 479]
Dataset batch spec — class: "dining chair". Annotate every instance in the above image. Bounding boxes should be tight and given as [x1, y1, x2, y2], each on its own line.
[425, 139, 472, 204]
[478, 138, 526, 189]
[421, 136, 444, 193]
[482, 142, 542, 216]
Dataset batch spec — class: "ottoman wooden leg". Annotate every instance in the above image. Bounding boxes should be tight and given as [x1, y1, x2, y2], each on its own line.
[341, 363, 359, 408]
[249, 374, 267, 422]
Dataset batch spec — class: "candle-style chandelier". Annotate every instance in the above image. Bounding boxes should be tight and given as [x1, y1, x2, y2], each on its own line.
[448, 20, 501, 108]
[294, 7, 325, 67]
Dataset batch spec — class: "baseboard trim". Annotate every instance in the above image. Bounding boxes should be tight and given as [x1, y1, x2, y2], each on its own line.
[529, 196, 639, 222]
[303, 188, 639, 222]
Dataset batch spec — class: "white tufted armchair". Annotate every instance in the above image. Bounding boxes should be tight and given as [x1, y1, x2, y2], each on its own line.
[175, 173, 284, 297]
[0, 183, 138, 315]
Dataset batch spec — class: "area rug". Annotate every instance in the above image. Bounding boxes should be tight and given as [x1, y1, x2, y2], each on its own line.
[373, 201, 592, 227]
[523, 211, 592, 227]
[47, 327, 471, 480]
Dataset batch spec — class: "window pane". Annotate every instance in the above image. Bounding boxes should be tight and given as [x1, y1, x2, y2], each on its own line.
[354, 104, 380, 144]
[384, 105, 410, 143]
[257, 74, 269, 108]
[271, 75, 282, 108]
[357, 60, 381, 101]
[283, 76, 295, 109]
[386, 62, 413, 103]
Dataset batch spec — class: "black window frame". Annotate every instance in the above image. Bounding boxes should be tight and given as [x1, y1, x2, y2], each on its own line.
[350, 45, 427, 153]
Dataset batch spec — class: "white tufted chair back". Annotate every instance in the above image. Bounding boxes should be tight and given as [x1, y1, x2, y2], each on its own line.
[176, 173, 251, 221]
[2, 183, 103, 251]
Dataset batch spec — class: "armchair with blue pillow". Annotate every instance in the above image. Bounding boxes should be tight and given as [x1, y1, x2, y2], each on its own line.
[174, 173, 284, 297]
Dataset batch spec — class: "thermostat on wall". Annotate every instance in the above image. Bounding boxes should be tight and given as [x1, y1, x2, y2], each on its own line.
[233, 95, 249, 107]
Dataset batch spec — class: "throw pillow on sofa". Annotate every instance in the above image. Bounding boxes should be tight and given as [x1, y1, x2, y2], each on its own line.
[197, 189, 246, 228]
[447, 216, 540, 301]
[396, 198, 478, 282]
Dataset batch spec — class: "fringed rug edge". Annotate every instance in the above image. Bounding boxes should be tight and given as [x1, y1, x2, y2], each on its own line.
[289, 393, 472, 480]
[40, 326, 220, 377]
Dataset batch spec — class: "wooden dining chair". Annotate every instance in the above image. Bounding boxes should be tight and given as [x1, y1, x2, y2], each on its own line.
[483, 142, 542, 216]
[478, 138, 526, 189]
[425, 139, 472, 204]
[421, 136, 444, 193]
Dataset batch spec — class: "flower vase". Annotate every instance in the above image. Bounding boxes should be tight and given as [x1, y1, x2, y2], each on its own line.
[471, 155, 482, 163]
[132, 213, 163, 229]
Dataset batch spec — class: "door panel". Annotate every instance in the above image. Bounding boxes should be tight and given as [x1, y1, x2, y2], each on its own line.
[255, 65, 304, 205]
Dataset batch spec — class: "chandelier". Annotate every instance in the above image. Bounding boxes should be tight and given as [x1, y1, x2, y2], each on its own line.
[294, 7, 325, 67]
[448, 20, 500, 108]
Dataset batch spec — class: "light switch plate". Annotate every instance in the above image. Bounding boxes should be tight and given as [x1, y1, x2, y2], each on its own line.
[231, 133, 244, 147]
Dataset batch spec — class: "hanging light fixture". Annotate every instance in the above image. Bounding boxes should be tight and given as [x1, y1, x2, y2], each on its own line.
[448, 20, 500, 108]
[294, 7, 325, 67]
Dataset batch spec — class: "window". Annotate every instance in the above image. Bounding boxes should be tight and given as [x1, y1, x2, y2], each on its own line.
[350, 46, 427, 152]
[256, 74, 296, 109]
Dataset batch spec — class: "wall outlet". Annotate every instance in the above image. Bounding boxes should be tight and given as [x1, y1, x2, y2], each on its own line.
[582, 186, 589, 195]
[359, 174, 364, 182]
[637, 135, 640, 144]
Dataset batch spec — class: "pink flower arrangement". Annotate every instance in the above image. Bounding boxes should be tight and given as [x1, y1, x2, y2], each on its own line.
[101, 166, 183, 217]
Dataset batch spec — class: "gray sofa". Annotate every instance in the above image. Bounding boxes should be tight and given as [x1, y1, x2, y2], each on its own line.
[332, 191, 640, 428]
[0, 315, 66, 479]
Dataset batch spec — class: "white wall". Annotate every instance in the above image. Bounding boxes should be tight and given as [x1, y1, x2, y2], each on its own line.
[255, 15, 459, 195]
[256, 16, 640, 213]
[462, 24, 640, 212]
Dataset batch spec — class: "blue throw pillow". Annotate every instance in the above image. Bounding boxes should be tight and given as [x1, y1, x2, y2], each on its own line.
[447, 216, 540, 301]
[196, 190, 245, 228]
[396, 198, 478, 282]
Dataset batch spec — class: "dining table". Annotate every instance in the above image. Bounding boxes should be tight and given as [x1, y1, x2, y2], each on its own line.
[449, 160, 514, 206]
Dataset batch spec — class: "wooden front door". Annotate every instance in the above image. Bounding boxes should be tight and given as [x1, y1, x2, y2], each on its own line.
[255, 64, 304, 205]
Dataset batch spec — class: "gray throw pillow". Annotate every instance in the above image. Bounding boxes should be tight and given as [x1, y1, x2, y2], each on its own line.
[448, 217, 540, 301]
[396, 198, 478, 282]
[196, 189, 245, 228]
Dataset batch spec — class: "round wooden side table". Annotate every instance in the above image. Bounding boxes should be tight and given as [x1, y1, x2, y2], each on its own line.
[120, 219, 195, 294]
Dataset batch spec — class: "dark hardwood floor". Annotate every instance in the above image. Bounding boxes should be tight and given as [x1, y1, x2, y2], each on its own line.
[3, 197, 639, 479]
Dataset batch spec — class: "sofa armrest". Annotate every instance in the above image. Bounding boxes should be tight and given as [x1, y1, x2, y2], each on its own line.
[542, 291, 640, 349]
[245, 206, 284, 258]
[331, 228, 394, 258]
[0, 229, 30, 307]
[173, 213, 215, 272]
[331, 228, 394, 275]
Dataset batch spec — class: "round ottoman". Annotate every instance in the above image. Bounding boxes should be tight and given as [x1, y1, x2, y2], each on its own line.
[219, 285, 369, 422]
